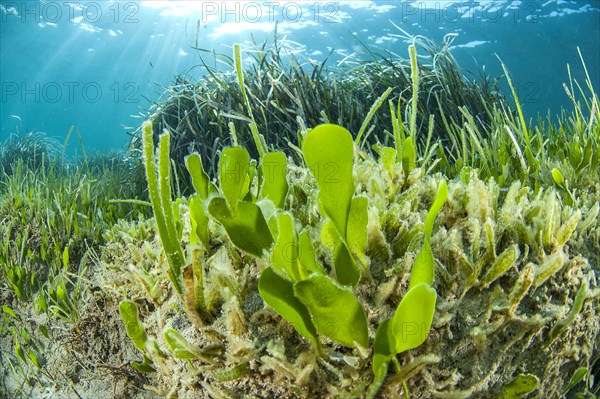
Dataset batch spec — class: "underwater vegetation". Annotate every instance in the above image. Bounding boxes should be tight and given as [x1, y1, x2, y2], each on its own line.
[0, 132, 149, 396]
[0, 130, 61, 177]
[134, 34, 505, 185]
[1, 35, 599, 399]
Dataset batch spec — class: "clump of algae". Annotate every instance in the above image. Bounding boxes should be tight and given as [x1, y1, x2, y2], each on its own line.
[97, 152, 598, 398]
[1, 36, 598, 399]
[94, 41, 599, 399]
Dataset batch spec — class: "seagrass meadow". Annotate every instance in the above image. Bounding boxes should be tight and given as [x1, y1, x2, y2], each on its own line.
[0, 37, 599, 399]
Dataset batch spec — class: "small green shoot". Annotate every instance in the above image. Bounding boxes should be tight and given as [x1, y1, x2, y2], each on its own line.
[479, 244, 520, 288]
[188, 194, 210, 249]
[185, 152, 215, 199]
[550, 281, 588, 342]
[119, 300, 148, 352]
[409, 180, 448, 289]
[561, 367, 588, 397]
[164, 328, 207, 360]
[298, 231, 325, 276]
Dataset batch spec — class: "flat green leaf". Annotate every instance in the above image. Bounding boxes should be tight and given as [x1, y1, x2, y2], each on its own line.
[119, 301, 148, 353]
[391, 283, 436, 354]
[260, 151, 289, 208]
[270, 212, 300, 281]
[320, 218, 339, 251]
[28, 349, 40, 368]
[533, 249, 565, 287]
[333, 240, 360, 287]
[401, 136, 416, 177]
[423, 180, 448, 241]
[14, 335, 25, 363]
[258, 267, 318, 349]
[500, 373, 539, 399]
[189, 194, 210, 249]
[172, 199, 183, 241]
[208, 197, 273, 257]
[185, 153, 211, 199]
[298, 231, 325, 276]
[320, 216, 360, 286]
[380, 146, 397, 174]
[2, 305, 17, 319]
[410, 239, 435, 289]
[62, 246, 69, 270]
[294, 275, 368, 348]
[551, 168, 565, 188]
[409, 180, 448, 289]
[303, 124, 355, 239]
[347, 195, 368, 265]
[479, 244, 520, 288]
[562, 367, 588, 396]
[219, 147, 250, 209]
[550, 281, 587, 340]
[39, 325, 49, 339]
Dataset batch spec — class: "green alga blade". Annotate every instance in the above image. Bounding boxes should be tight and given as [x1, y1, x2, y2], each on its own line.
[298, 231, 325, 276]
[423, 180, 448, 240]
[219, 147, 250, 210]
[562, 367, 588, 396]
[333, 240, 360, 287]
[185, 152, 210, 199]
[259, 151, 289, 208]
[347, 195, 368, 266]
[409, 180, 448, 289]
[189, 194, 210, 249]
[164, 328, 199, 359]
[500, 373, 539, 399]
[401, 136, 416, 177]
[380, 146, 397, 174]
[119, 300, 148, 353]
[410, 239, 435, 289]
[369, 319, 394, 399]
[391, 283, 436, 354]
[294, 274, 368, 348]
[479, 244, 520, 288]
[208, 197, 273, 257]
[270, 211, 300, 281]
[302, 124, 355, 239]
[258, 267, 318, 350]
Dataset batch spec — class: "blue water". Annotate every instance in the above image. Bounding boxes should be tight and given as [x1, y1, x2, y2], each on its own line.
[1, 1, 598, 154]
